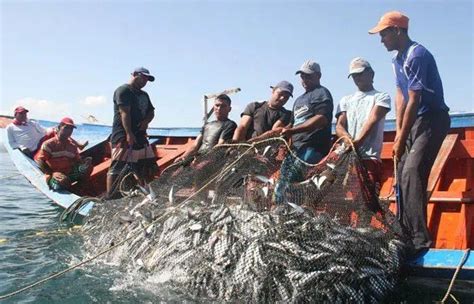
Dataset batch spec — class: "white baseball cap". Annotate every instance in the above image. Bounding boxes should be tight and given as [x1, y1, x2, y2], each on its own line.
[348, 57, 371, 78]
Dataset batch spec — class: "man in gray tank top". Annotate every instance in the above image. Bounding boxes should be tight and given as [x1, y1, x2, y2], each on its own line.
[175, 94, 236, 162]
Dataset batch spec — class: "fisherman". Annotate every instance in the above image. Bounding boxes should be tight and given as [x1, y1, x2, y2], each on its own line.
[107, 67, 159, 198]
[369, 11, 450, 257]
[274, 60, 333, 204]
[335, 57, 391, 195]
[175, 94, 236, 162]
[6, 106, 87, 158]
[232, 81, 293, 143]
[35, 117, 93, 191]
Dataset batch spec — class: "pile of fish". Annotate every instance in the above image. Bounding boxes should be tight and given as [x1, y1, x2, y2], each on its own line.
[82, 192, 407, 303]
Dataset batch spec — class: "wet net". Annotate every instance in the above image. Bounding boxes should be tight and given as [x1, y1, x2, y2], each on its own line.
[82, 137, 408, 303]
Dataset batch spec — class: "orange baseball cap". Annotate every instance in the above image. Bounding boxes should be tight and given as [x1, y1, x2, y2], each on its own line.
[368, 11, 409, 34]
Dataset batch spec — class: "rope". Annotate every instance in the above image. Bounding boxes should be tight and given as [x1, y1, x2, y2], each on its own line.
[0, 143, 257, 300]
[439, 249, 470, 304]
[220, 135, 353, 168]
[381, 157, 397, 201]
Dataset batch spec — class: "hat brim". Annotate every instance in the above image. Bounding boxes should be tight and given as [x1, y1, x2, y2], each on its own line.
[63, 123, 77, 128]
[348, 67, 367, 78]
[295, 68, 316, 75]
[15, 109, 29, 113]
[270, 86, 293, 97]
[142, 74, 155, 82]
[368, 23, 390, 34]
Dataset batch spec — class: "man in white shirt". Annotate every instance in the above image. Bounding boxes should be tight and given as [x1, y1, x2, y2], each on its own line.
[6, 106, 87, 158]
[335, 57, 391, 194]
[6, 106, 51, 157]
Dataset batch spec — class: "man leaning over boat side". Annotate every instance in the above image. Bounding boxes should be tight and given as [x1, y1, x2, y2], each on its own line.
[335, 57, 391, 197]
[6, 106, 87, 158]
[174, 94, 237, 163]
[273, 60, 334, 204]
[35, 117, 93, 191]
[232, 81, 293, 143]
[106, 67, 159, 198]
[369, 11, 450, 257]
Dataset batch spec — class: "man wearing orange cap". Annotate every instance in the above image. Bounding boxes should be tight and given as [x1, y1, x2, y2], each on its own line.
[369, 11, 450, 256]
[35, 117, 92, 191]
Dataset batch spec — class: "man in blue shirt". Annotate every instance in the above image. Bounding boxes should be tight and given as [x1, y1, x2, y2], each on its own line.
[369, 11, 450, 257]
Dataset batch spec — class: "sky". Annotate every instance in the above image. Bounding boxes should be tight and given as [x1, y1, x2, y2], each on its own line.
[1, 0, 473, 128]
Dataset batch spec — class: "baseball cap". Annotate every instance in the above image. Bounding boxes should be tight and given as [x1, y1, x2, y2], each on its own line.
[348, 57, 372, 78]
[60, 117, 77, 128]
[295, 60, 321, 75]
[14, 106, 28, 114]
[270, 80, 294, 97]
[133, 67, 155, 82]
[368, 11, 409, 34]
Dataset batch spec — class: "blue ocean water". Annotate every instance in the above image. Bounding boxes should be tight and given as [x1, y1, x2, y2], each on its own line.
[0, 114, 473, 303]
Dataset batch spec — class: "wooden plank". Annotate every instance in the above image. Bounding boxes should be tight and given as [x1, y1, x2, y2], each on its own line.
[427, 134, 459, 199]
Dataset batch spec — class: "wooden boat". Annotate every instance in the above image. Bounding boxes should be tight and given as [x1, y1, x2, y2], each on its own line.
[1, 113, 473, 281]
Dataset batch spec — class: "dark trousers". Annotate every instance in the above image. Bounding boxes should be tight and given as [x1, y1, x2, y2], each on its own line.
[397, 110, 450, 250]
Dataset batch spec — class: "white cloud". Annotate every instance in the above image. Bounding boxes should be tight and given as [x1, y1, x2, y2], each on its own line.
[9, 96, 113, 126]
[80, 96, 107, 107]
[12, 97, 73, 122]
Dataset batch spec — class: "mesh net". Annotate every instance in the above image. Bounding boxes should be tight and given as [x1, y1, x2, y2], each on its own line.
[83, 137, 409, 302]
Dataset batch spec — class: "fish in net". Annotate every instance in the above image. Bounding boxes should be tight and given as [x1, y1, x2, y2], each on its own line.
[82, 137, 409, 302]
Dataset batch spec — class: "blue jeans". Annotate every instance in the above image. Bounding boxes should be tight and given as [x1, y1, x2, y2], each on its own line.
[273, 147, 323, 204]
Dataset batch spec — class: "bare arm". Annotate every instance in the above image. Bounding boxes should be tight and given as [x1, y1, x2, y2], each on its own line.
[119, 105, 135, 147]
[393, 90, 421, 159]
[175, 134, 203, 162]
[139, 109, 155, 131]
[281, 115, 329, 137]
[335, 112, 352, 143]
[247, 119, 289, 143]
[394, 87, 406, 138]
[232, 115, 252, 142]
[353, 105, 389, 146]
[36, 159, 53, 175]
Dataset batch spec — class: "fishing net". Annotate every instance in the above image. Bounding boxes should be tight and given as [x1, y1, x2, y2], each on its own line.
[82, 137, 408, 303]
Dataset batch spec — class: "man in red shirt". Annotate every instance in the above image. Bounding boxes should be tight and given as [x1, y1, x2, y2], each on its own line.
[35, 117, 92, 191]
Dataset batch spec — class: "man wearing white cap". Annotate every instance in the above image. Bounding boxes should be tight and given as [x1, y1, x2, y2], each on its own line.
[274, 60, 333, 204]
[335, 57, 391, 194]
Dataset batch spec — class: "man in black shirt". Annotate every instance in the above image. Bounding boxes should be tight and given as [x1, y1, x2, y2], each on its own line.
[232, 81, 293, 143]
[175, 94, 236, 162]
[107, 67, 158, 197]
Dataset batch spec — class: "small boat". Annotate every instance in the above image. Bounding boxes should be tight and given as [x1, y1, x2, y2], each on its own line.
[1, 113, 473, 282]
[0, 115, 197, 217]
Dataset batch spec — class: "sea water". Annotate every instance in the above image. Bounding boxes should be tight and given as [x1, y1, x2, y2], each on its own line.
[0, 116, 473, 303]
